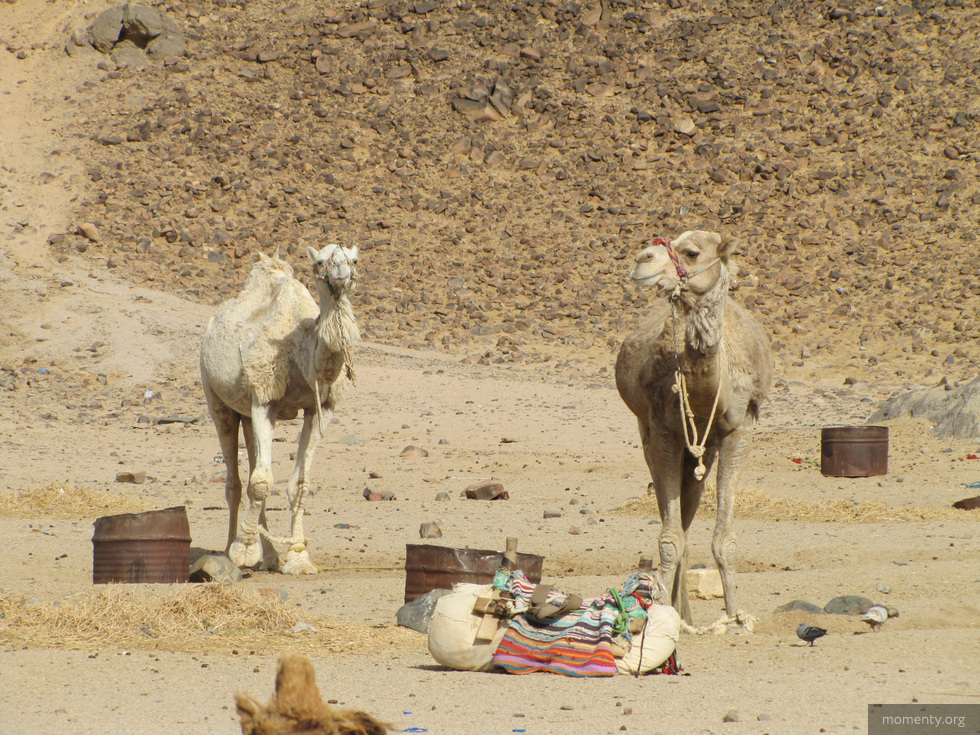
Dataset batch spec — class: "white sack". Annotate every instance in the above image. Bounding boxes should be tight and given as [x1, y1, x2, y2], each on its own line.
[616, 604, 681, 675]
[426, 583, 507, 672]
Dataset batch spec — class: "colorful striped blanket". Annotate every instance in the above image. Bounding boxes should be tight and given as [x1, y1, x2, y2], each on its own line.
[491, 569, 668, 677]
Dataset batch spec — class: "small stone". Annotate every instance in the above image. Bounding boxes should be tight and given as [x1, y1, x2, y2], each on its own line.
[674, 117, 697, 136]
[400, 445, 429, 458]
[687, 568, 724, 599]
[338, 434, 360, 445]
[722, 710, 740, 723]
[77, 222, 100, 242]
[419, 521, 443, 539]
[464, 481, 508, 500]
[434, 492, 451, 501]
[115, 470, 146, 484]
[543, 509, 561, 519]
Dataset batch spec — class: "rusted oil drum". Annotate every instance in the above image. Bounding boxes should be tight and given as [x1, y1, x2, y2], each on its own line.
[404, 544, 544, 603]
[92, 506, 191, 584]
[821, 426, 889, 478]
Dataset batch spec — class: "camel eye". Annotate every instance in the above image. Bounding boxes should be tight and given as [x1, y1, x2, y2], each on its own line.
[681, 249, 700, 261]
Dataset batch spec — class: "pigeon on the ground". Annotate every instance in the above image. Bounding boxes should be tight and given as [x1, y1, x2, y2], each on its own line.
[860, 604, 898, 632]
[797, 623, 828, 646]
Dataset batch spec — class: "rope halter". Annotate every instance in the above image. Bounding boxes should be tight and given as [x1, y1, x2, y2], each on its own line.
[651, 236, 722, 300]
[322, 244, 358, 300]
[653, 235, 725, 481]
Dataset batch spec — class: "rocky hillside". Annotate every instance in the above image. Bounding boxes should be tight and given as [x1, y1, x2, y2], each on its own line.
[53, 0, 980, 380]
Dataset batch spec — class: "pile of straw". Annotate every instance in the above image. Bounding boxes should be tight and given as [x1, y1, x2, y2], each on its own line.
[620, 485, 971, 523]
[0, 584, 421, 655]
[0, 484, 146, 519]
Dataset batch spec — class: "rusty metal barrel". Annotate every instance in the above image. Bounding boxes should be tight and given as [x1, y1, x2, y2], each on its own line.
[404, 544, 544, 603]
[820, 426, 889, 477]
[92, 506, 191, 584]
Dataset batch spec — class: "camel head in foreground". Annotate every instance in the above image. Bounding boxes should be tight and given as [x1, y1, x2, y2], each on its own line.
[201, 244, 360, 575]
[615, 230, 773, 630]
[307, 243, 358, 300]
[237, 651, 389, 735]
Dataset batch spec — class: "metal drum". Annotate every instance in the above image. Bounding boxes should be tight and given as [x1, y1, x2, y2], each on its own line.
[820, 426, 889, 477]
[404, 544, 544, 603]
[92, 506, 191, 584]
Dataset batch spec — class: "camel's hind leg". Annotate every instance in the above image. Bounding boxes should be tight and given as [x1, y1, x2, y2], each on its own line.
[205, 391, 244, 557]
[281, 408, 329, 575]
[713, 426, 752, 620]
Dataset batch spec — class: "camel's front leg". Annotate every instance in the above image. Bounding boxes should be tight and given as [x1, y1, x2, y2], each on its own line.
[642, 420, 689, 624]
[713, 426, 753, 621]
[230, 403, 280, 571]
[281, 408, 328, 574]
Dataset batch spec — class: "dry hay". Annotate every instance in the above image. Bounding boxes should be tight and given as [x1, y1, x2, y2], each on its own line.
[618, 485, 975, 523]
[0, 483, 147, 519]
[0, 584, 422, 656]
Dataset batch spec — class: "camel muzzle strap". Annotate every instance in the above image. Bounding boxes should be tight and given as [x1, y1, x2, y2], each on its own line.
[652, 237, 721, 293]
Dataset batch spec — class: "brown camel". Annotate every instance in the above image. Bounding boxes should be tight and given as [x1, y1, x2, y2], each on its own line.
[236, 651, 389, 735]
[615, 231, 772, 628]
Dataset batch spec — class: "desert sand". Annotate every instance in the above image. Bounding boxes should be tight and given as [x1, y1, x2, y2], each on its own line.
[1, 1, 978, 734]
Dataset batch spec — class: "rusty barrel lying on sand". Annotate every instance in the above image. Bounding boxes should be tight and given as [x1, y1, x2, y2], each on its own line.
[820, 426, 889, 478]
[92, 506, 191, 584]
[404, 544, 544, 603]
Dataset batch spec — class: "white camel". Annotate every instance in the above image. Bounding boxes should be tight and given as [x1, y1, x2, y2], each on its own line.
[616, 231, 772, 629]
[200, 244, 359, 574]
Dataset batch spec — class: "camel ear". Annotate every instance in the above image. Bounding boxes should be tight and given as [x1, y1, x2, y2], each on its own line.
[348, 246, 359, 261]
[717, 233, 738, 258]
[307, 246, 319, 263]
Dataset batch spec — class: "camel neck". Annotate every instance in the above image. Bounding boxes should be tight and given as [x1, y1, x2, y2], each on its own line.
[672, 273, 728, 357]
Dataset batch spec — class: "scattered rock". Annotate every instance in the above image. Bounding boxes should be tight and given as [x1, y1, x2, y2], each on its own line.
[870, 376, 980, 439]
[773, 600, 825, 615]
[363, 488, 394, 501]
[464, 481, 508, 500]
[115, 470, 146, 484]
[823, 595, 873, 615]
[543, 509, 561, 519]
[77, 222, 100, 242]
[722, 710, 740, 723]
[400, 445, 429, 458]
[687, 567, 724, 600]
[189, 553, 241, 583]
[419, 521, 443, 539]
[953, 495, 980, 510]
[71, 3, 187, 60]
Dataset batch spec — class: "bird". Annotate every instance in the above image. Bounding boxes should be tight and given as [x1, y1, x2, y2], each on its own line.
[797, 622, 828, 646]
[860, 604, 898, 632]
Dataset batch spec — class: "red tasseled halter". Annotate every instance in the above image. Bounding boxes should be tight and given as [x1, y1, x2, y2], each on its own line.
[651, 237, 689, 280]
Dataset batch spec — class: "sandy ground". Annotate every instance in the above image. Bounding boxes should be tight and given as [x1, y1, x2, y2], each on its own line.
[2, 2, 979, 735]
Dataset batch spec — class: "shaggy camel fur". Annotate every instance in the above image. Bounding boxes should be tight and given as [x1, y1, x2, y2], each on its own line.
[237, 651, 389, 735]
[201, 245, 359, 574]
[616, 231, 772, 627]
